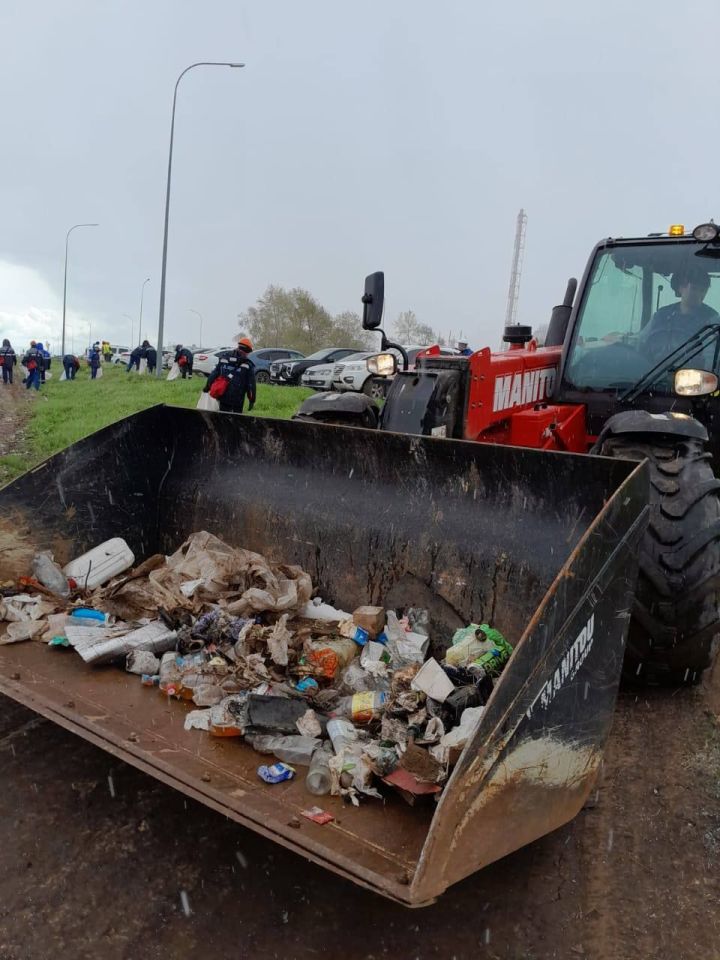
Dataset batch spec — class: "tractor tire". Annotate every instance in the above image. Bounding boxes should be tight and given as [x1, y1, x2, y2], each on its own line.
[602, 433, 720, 685]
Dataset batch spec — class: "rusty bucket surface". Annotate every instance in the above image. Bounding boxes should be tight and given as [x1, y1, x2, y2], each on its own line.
[0, 406, 648, 904]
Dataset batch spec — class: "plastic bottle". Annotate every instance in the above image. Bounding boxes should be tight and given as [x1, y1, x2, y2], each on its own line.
[333, 691, 387, 724]
[249, 734, 321, 766]
[32, 553, 70, 598]
[326, 718, 358, 754]
[305, 744, 333, 795]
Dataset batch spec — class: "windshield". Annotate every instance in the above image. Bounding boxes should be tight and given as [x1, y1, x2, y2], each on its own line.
[564, 241, 720, 394]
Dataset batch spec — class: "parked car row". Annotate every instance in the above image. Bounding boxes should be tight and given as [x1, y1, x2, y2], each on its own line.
[192, 347, 305, 381]
[269, 348, 358, 386]
[176, 341, 459, 399]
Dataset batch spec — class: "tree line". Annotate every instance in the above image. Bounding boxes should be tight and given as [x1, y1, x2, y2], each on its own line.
[238, 285, 446, 354]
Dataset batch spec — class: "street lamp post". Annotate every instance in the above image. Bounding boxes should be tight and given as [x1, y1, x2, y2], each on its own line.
[61, 223, 98, 357]
[139, 277, 150, 344]
[156, 60, 244, 375]
[188, 308, 203, 349]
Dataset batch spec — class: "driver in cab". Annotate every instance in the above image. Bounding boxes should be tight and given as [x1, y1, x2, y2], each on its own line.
[640, 264, 719, 359]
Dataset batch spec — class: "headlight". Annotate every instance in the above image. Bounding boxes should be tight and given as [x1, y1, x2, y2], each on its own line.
[674, 368, 718, 396]
[692, 222, 719, 243]
[367, 353, 397, 376]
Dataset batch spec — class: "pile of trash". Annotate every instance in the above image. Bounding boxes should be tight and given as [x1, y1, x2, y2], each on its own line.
[0, 532, 514, 807]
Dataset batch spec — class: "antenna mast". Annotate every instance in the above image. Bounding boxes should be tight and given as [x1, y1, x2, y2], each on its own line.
[505, 208, 527, 327]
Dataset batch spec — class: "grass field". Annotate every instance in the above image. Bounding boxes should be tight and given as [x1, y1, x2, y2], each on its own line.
[1, 364, 312, 484]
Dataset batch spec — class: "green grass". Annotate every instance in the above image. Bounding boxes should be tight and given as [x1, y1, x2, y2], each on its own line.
[15, 364, 313, 472]
[0, 454, 32, 484]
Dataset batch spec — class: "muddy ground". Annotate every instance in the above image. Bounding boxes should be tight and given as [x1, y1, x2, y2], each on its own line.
[0, 387, 719, 960]
[0, 673, 718, 960]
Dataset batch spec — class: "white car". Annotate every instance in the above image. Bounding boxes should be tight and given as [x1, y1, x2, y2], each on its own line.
[301, 351, 370, 390]
[332, 345, 444, 398]
[108, 345, 130, 364]
[192, 347, 235, 377]
[300, 362, 337, 391]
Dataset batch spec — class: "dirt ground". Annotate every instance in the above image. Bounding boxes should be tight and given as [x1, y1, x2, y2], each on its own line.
[0, 392, 719, 960]
[0, 671, 717, 960]
[0, 382, 34, 485]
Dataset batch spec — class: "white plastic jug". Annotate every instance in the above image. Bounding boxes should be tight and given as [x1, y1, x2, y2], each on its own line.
[63, 537, 135, 589]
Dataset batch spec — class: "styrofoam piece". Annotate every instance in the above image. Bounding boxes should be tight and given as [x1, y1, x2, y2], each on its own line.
[63, 538, 135, 589]
[410, 657, 455, 703]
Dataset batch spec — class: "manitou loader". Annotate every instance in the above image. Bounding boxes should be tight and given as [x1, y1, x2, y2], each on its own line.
[299, 222, 720, 685]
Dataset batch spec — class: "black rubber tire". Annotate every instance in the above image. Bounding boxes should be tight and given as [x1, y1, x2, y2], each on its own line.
[255, 370, 270, 384]
[602, 433, 720, 685]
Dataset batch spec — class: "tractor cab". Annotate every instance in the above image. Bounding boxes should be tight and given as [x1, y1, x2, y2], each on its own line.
[554, 224, 720, 455]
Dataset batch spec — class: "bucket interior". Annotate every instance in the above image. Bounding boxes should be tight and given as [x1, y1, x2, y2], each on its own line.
[0, 406, 640, 902]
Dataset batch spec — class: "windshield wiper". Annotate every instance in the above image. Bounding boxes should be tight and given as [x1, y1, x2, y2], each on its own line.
[619, 323, 720, 403]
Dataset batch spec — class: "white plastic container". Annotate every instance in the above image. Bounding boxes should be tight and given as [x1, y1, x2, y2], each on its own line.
[63, 537, 135, 589]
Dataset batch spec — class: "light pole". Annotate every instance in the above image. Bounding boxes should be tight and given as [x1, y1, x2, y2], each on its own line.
[156, 60, 244, 375]
[61, 222, 98, 357]
[139, 277, 150, 344]
[188, 308, 203, 348]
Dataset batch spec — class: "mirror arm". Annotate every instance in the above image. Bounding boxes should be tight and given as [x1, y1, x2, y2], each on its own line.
[378, 329, 408, 371]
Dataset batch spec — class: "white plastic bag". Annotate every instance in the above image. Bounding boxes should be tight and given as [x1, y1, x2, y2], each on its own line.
[138, 358, 148, 375]
[60, 370, 67, 381]
[96, 365, 103, 378]
[196, 392, 220, 412]
[167, 362, 180, 381]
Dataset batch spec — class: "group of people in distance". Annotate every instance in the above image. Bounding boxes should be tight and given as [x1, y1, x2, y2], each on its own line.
[0, 339, 52, 390]
[1, 334, 259, 416]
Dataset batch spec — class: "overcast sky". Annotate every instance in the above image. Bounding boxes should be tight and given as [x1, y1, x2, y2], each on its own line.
[1, 0, 718, 354]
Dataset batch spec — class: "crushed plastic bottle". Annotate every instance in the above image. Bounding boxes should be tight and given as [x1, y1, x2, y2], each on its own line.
[333, 691, 387, 724]
[326, 717, 358, 754]
[305, 744, 333, 795]
[249, 734, 321, 766]
[32, 552, 70, 598]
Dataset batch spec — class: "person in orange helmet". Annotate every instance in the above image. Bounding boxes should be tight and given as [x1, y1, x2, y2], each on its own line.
[203, 336, 257, 414]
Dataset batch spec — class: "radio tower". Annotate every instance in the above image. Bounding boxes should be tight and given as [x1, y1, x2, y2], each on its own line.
[505, 208, 527, 327]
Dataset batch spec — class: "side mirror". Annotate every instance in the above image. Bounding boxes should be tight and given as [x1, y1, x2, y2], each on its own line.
[362, 272, 384, 330]
[367, 352, 397, 376]
[674, 368, 718, 396]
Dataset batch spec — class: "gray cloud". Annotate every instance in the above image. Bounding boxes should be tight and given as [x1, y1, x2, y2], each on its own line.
[1, 0, 717, 352]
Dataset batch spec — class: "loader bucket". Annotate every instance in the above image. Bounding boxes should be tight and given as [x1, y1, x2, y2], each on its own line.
[0, 406, 648, 905]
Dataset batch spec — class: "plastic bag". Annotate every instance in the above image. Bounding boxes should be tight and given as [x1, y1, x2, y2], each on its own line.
[138, 358, 148, 375]
[95, 365, 103, 378]
[196, 392, 220, 412]
[167, 362, 180, 381]
[209, 375, 230, 399]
